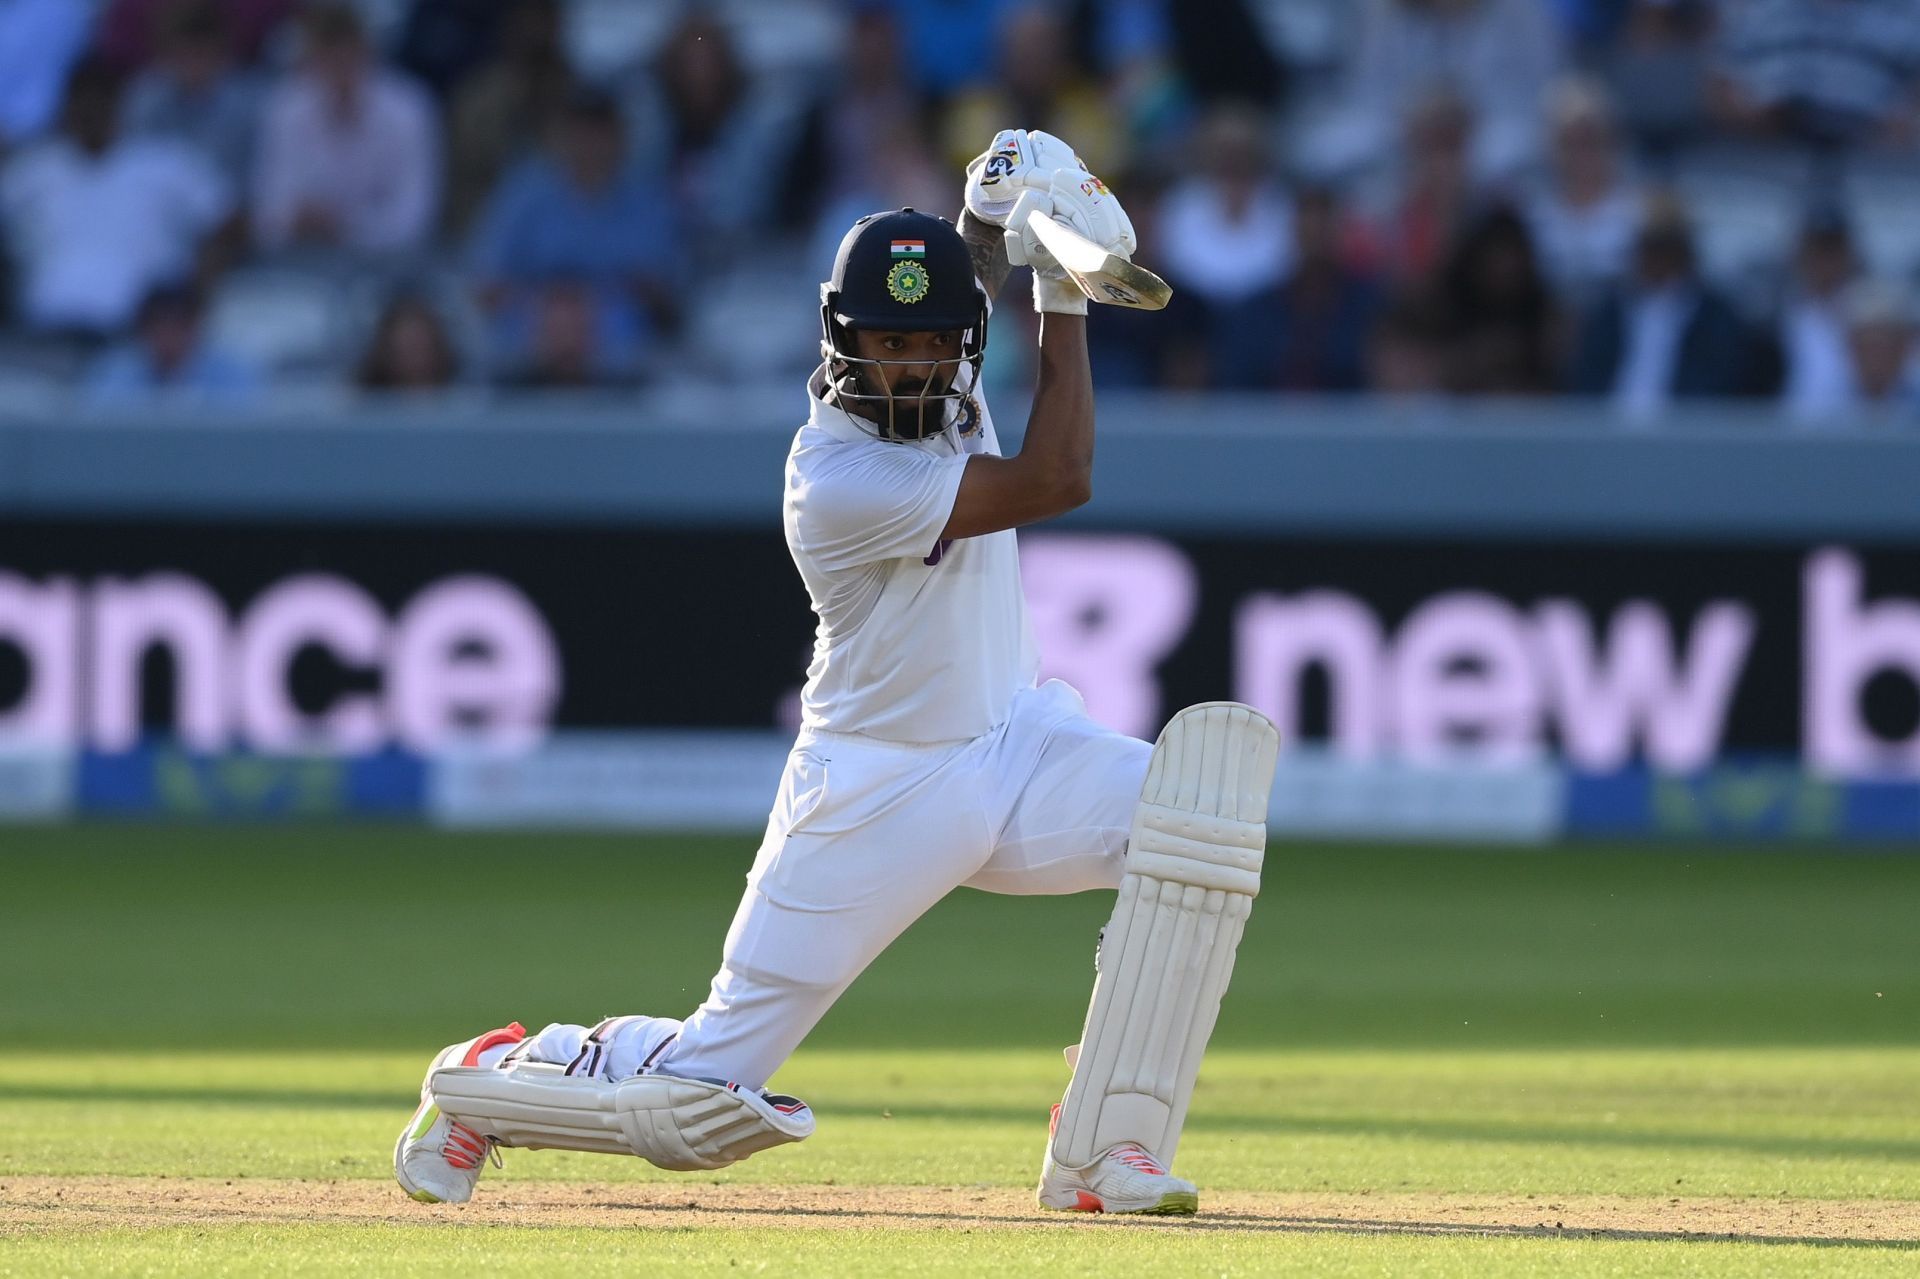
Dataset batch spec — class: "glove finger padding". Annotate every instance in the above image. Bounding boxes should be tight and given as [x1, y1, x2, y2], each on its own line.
[964, 128, 1093, 227]
[964, 128, 1034, 227]
[1023, 129, 1090, 178]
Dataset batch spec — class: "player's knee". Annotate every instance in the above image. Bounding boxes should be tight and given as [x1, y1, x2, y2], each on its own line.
[517, 1016, 682, 1080]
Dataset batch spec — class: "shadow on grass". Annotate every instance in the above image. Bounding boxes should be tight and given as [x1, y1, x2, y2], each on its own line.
[8, 1082, 1918, 1166]
[594, 1198, 1920, 1250]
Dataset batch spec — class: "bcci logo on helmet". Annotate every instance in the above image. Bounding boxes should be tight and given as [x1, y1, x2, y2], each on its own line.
[885, 260, 930, 303]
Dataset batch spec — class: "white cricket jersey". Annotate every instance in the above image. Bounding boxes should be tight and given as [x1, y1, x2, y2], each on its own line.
[784, 367, 1038, 744]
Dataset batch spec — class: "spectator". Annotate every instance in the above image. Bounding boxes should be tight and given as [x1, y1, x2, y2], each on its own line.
[1360, 88, 1480, 286]
[95, 0, 297, 75]
[943, 3, 1121, 178]
[1223, 186, 1384, 391]
[812, 8, 922, 189]
[1780, 211, 1864, 422]
[84, 283, 260, 404]
[501, 280, 640, 389]
[356, 293, 463, 393]
[1346, 0, 1565, 185]
[1838, 278, 1920, 415]
[122, 2, 265, 188]
[442, 0, 575, 234]
[622, 13, 816, 258]
[1438, 204, 1561, 394]
[809, 117, 947, 276]
[1151, 104, 1294, 389]
[1711, 0, 1920, 148]
[1602, 0, 1713, 160]
[0, 0, 93, 149]
[1524, 78, 1641, 302]
[252, 3, 440, 254]
[1567, 196, 1771, 419]
[1156, 104, 1293, 316]
[469, 89, 675, 379]
[0, 60, 232, 338]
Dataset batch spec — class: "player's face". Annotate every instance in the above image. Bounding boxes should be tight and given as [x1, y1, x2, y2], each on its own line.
[847, 328, 965, 439]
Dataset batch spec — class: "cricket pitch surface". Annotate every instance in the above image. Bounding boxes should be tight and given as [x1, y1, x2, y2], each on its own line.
[7, 1176, 1919, 1243]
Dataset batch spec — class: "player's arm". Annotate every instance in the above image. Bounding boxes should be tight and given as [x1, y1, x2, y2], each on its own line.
[940, 310, 1094, 540]
[942, 129, 1125, 541]
[958, 208, 1013, 304]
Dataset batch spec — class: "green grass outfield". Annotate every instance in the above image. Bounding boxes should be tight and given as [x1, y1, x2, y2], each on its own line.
[3, 827, 1918, 1275]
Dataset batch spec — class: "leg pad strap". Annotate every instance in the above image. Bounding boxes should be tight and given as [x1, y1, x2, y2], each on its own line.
[431, 1061, 814, 1171]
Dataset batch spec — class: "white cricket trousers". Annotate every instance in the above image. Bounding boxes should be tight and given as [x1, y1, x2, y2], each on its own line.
[515, 680, 1149, 1090]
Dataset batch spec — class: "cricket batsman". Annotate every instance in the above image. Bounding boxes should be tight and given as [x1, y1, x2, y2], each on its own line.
[394, 129, 1278, 1216]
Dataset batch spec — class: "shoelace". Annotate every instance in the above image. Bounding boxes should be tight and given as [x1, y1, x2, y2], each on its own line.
[442, 1120, 501, 1172]
[1110, 1144, 1167, 1176]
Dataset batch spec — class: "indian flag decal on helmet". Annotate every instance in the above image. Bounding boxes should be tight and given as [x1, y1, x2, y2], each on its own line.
[891, 240, 926, 258]
[886, 260, 930, 303]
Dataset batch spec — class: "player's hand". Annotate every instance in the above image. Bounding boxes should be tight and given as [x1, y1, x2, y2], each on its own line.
[1001, 168, 1139, 316]
[1001, 189, 1088, 315]
[964, 128, 1089, 228]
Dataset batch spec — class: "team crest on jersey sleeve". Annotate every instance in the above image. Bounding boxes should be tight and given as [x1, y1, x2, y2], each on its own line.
[954, 393, 983, 437]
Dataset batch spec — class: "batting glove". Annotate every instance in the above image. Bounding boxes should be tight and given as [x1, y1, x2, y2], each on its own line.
[964, 128, 1090, 228]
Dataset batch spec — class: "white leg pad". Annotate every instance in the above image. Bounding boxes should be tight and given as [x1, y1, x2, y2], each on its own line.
[430, 1062, 814, 1172]
[1051, 701, 1278, 1171]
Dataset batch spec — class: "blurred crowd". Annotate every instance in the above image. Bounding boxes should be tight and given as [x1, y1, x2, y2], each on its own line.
[6, 0, 1920, 423]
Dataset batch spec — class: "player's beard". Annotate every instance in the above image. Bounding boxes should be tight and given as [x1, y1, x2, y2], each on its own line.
[881, 389, 944, 441]
[843, 366, 953, 441]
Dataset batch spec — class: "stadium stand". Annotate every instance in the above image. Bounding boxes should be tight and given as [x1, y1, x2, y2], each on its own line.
[0, 0, 1914, 421]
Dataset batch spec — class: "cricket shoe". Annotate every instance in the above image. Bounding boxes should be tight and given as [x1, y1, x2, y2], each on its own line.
[1035, 1105, 1199, 1215]
[393, 1022, 527, 1204]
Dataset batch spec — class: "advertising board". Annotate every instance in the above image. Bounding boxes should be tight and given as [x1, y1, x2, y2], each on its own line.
[6, 519, 1920, 835]
[5, 521, 1917, 775]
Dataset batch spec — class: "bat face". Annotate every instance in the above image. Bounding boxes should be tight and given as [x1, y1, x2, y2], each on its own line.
[1026, 213, 1173, 311]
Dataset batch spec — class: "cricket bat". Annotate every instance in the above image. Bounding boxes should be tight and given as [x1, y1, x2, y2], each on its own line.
[1026, 212, 1172, 311]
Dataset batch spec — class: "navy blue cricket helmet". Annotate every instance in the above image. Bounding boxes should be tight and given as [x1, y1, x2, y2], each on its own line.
[819, 208, 989, 440]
